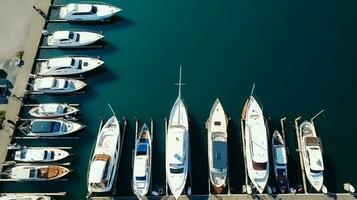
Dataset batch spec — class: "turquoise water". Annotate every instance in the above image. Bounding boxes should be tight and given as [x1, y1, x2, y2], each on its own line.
[1, 0, 357, 199]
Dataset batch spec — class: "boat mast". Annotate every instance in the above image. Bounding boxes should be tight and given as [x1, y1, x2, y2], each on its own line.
[175, 65, 184, 99]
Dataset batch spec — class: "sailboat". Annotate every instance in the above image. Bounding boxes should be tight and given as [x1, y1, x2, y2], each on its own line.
[132, 124, 152, 199]
[207, 98, 228, 193]
[87, 112, 120, 194]
[166, 66, 189, 199]
[242, 95, 269, 194]
[272, 130, 289, 193]
[300, 121, 324, 192]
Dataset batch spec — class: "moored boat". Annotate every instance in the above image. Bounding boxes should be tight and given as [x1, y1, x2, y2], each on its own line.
[32, 77, 86, 94]
[2, 165, 71, 181]
[0, 194, 54, 200]
[47, 31, 103, 47]
[272, 130, 289, 193]
[14, 148, 70, 163]
[21, 119, 84, 137]
[87, 114, 120, 194]
[166, 67, 189, 199]
[242, 96, 269, 194]
[29, 103, 79, 118]
[132, 124, 152, 199]
[207, 98, 228, 193]
[37, 56, 104, 76]
[300, 121, 324, 192]
[60, 3, 121, 21]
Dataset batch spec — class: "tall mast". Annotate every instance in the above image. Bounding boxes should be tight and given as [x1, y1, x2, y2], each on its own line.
[175, 65, 184, 98]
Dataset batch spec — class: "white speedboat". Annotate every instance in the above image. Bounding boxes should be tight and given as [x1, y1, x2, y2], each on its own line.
[29, 103, 79, 118]
[23, 119, 84, 137]
[47, 31, 103, 47]
[0, 194, 54, 200]
[88, 115, 120, 194]
[207, 98, 228, 194]
[272, 130, 289, 193]
[14, 148, 70, 162]
[300, 121, 324, 192]
[242, 96, 269, 194]
[38, 56, 104, 76]
[166, 67, 189, 199]
[60, 3, 121, 21]
[32, 77, 86, 94]
[2, 165, 71, 181]
[132, 124, 152, 199]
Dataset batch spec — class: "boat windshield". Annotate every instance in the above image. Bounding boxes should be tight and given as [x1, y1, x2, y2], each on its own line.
[70, 58, 75, 66]
[170, 167, 184, 174]
[310, 169, 322, 173]
[252, 161, 267, 170]
[90, 6, 97, 14]
[29, 169, 37, 178]
[136, 175, 146, 181]
[20, 150, 27, 159]
[68, 32, 74, 39]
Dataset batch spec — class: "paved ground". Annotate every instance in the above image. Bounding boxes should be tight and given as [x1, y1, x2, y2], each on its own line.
[0, 0, 51, 172]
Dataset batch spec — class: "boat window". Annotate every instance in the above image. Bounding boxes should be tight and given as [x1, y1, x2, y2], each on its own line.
[29, 169, 37, 178]
[68, 32, 74, 39]
[57, 67, 72, 70]
[20, 150, 26, 159]
[90, 6, 97, 14]
[170, 167, 184, 174]
[63, 81, 69, 88]
[75, 34, 80, 42]
[43, 150, 48, 159]
[60, 38, 69, 42]
[52, 80, 58, 87]
[83, 61, 88, 67]
[310, 169, 322, 173]
[252, 161, 267, 170]
[50, 151, 55, 159]
[70, 58, 75, 66]
[77, 60, 82, 69]
[214, 121, 221, 126]
[136, 176, 146, 181]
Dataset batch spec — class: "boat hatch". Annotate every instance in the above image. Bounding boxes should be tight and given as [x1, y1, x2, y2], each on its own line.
[214, 121, 221, 126]
[169, 167, 184, 174]
[31, 121, 61, 133]
[275, 147, 287, 165]
[305, 137, 319, 146]
[252, 161, 267, 170]
[212, 141, 227, 170]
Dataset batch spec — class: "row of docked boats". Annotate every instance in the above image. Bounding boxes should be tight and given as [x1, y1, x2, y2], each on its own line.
[85, 68, 326, 199]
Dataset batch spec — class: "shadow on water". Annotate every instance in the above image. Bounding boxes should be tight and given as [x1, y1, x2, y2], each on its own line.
[189, 117, 208, 194]
[227, 118, 244, 194]
[151, 119, 166, 194]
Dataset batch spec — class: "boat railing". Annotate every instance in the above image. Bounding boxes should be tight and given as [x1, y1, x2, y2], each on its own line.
[51, 29, 103, 35]
[77, 1, 116, 6]
[38, 55, 101, 60]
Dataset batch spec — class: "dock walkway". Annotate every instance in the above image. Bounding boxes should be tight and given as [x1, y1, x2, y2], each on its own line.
[0, 0, 51, 172]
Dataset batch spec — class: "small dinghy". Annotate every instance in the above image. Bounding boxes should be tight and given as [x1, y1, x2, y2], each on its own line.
[207, 99, 228, 194]
[300, 121, 324, 192]
[0, 194, 54, 200]
[272, 130, 289, 193]
[20, 119, 84, 137]
[2, 165, 71, 181]
[132, 124, 152, 199]
[29, 103, 79, 118]
[60, 3, 121, 21]
[32, 77, 86, 94]
[87, 114, 120, 194]
[14, 148, 70, 162]
[47, 31, 103, 47]
[37, 56, 104, 76]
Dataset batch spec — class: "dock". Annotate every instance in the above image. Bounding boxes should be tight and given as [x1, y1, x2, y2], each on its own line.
[294, 116, 308, 193]
[0, 0, 51, 172]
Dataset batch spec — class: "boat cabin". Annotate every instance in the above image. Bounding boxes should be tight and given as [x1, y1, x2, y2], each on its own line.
[37, 104, 66, 115]
[212, 132, 227, 171]
[52, 31, 79, 43]
[35, 78, 69, 90]
[250, 124, 268, 170]
[134, 156, 148, 185]
[67, 4, 98, 15]
[46, 58, 83, 70]
[89, 154, 111, 189]
[30, 121, 63, 134]
[275, 146, 287, 166]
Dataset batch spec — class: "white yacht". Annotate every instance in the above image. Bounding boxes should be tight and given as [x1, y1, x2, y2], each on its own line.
[88, 115, 120, 194]
[2, 165, 71, 181]
[207, 98, 228, 194]
[37, 56, 104, 76]
[23, 119, 84, 137]
[132, 124, 152, 199]
[243, 96, 269, 194]
[14, 148, 70, 163]
[300, 121, 324, 192]
[32, 77, 86, 94]
[60, 3, 121, 21]
[29, 103, 79, 118]
[272, 130, 289, 193]
[166, 67, 189, 199]
[47, 31, 103, 47]
[0, 194, 54, 200]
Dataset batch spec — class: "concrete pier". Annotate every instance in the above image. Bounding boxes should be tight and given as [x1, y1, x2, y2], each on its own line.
[0, 0, 51, 172]
[90, 193, 357, 200]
